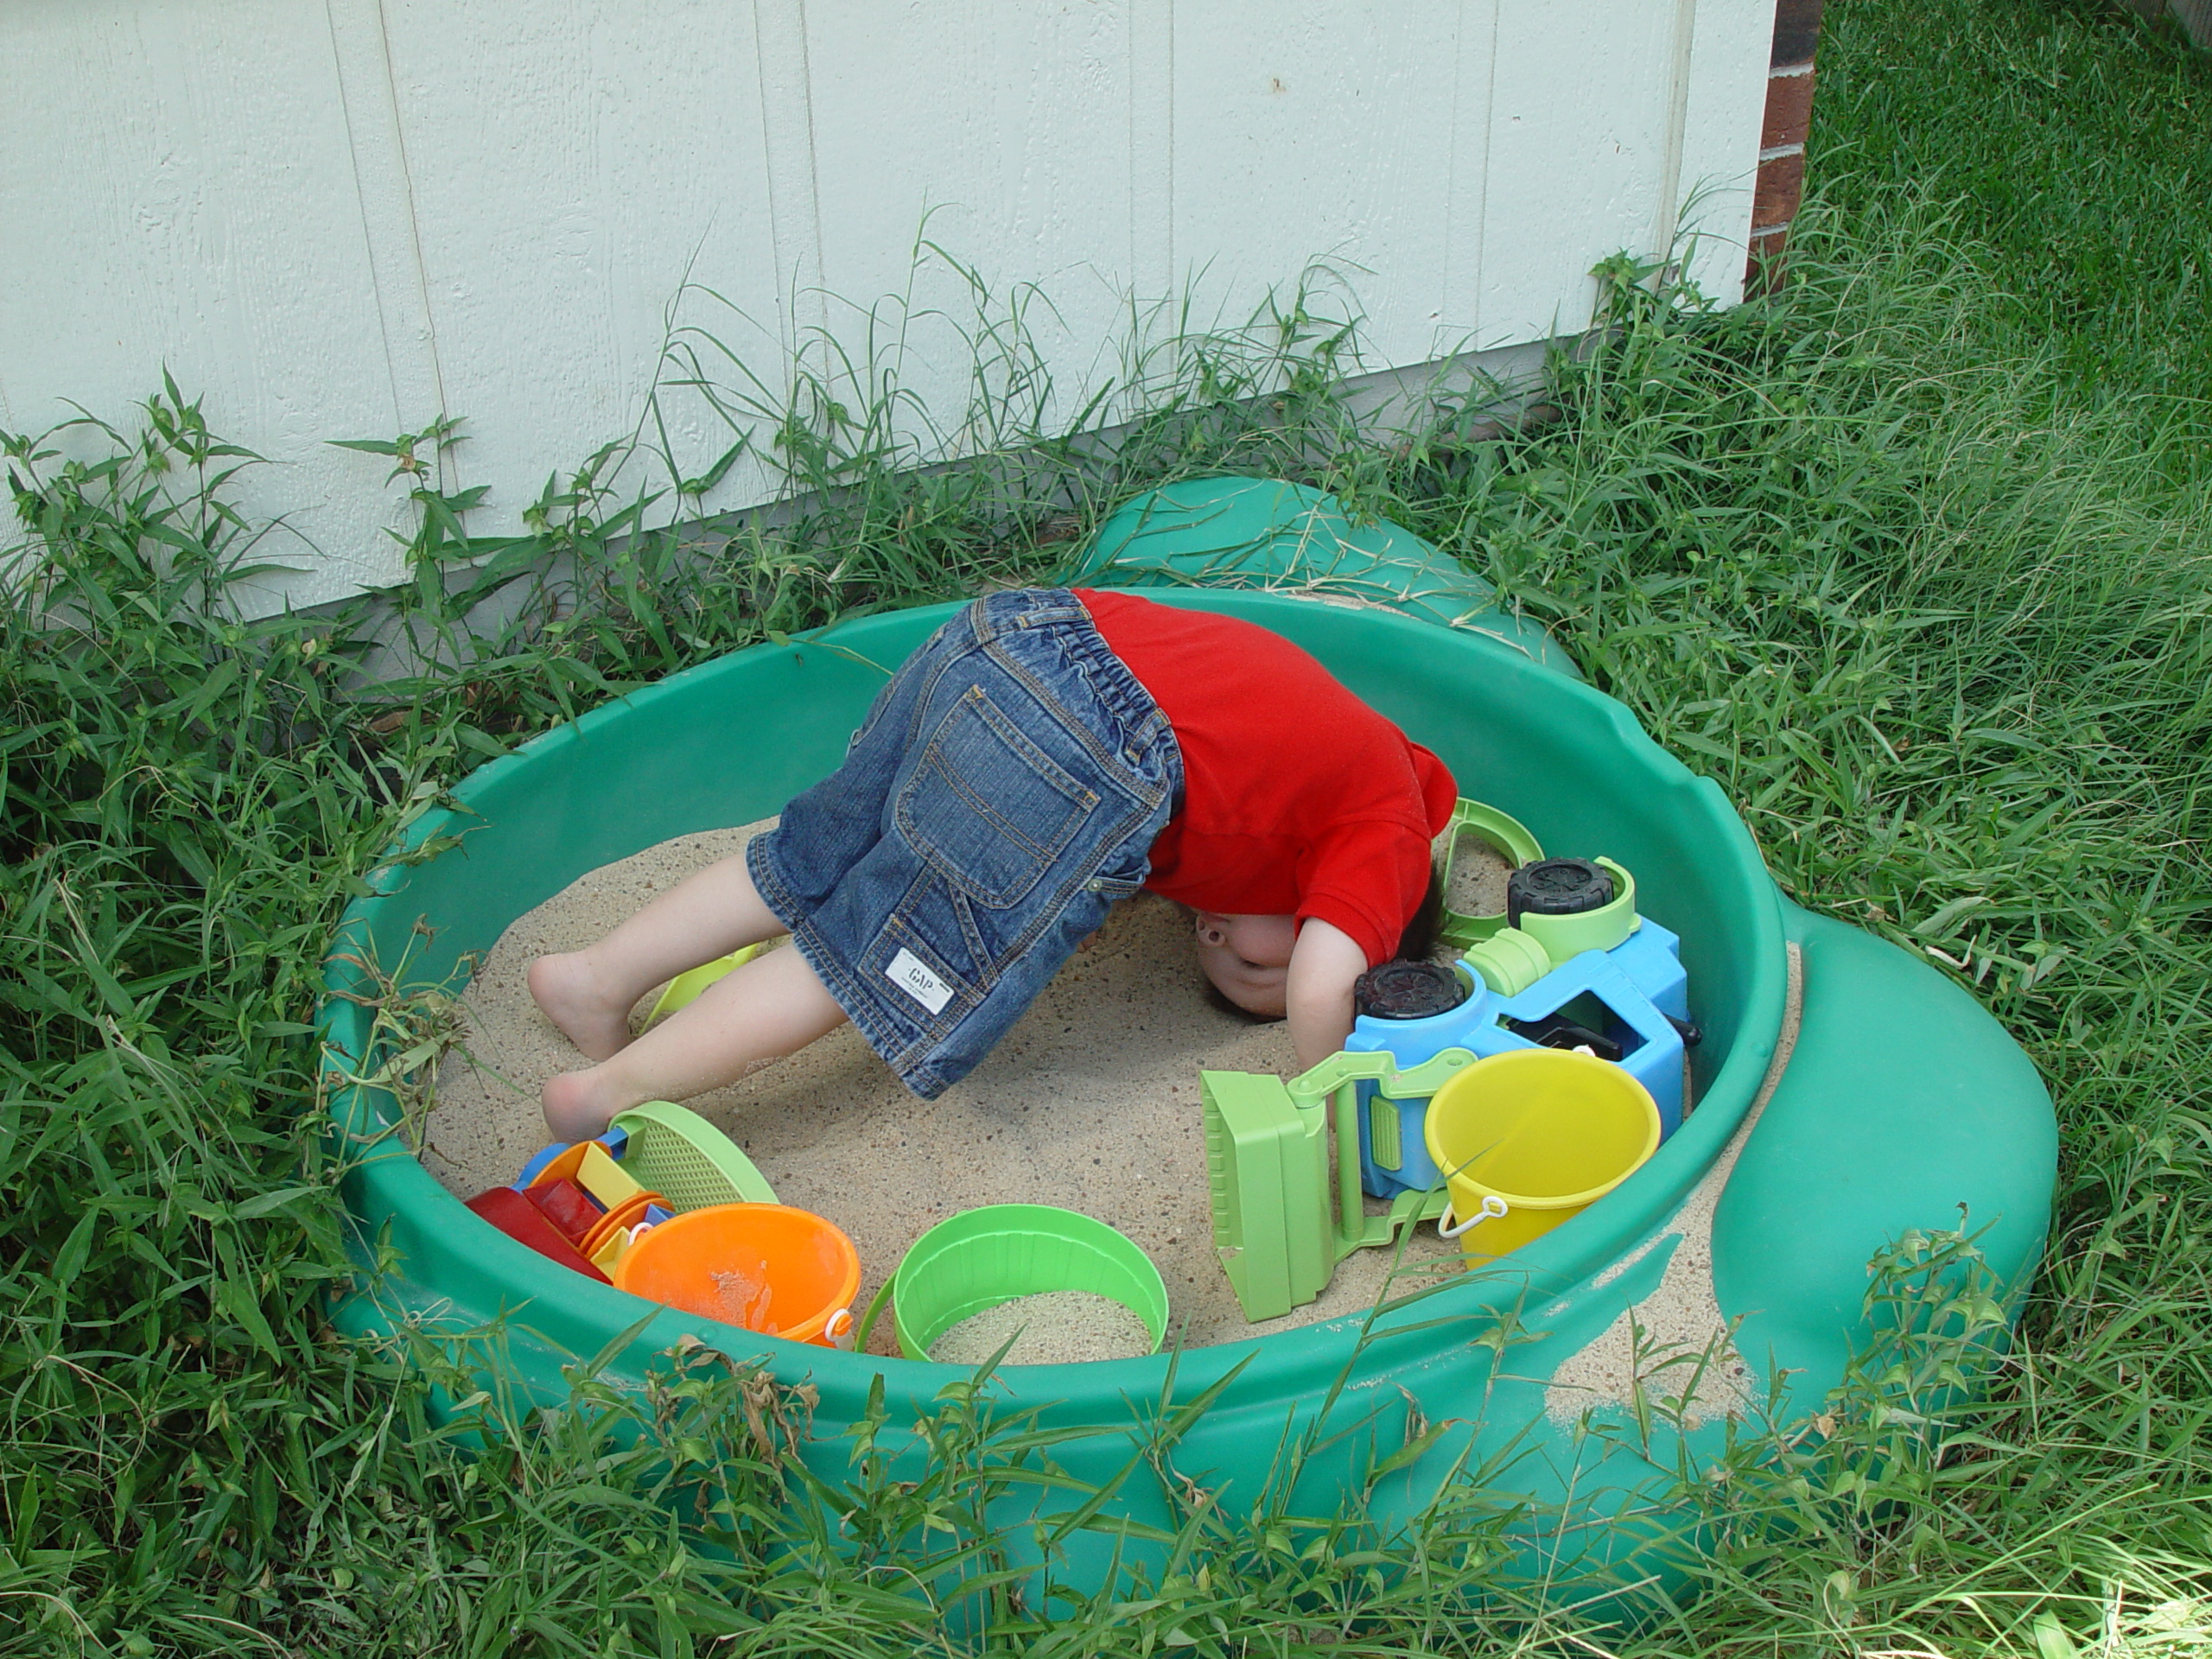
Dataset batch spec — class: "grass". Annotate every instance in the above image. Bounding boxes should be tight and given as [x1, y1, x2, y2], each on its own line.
[3, 0, 2210, 1650]
[1812, 0, 2212, 482]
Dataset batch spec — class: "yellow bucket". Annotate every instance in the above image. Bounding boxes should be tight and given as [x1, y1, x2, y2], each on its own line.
[1422, 1048, 1661, 1260]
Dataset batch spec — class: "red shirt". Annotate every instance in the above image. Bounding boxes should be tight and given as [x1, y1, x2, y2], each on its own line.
[1077, 590, 1456, 966]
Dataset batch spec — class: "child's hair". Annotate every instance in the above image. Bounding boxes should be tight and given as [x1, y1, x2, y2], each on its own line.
[1203, 979, 1281, 1024]
[1395, 863, 1446, 962]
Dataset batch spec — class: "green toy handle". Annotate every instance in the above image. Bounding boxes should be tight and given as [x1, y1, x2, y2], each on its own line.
[1287, 1046, 1477, 1103]
[1287, 1047, 1478, 1255]
[645, 939, 773, 1026]
[851, 1276, 896, 1356]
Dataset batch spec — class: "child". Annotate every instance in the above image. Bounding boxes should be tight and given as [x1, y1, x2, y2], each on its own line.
[529, 587, 1456, 1139]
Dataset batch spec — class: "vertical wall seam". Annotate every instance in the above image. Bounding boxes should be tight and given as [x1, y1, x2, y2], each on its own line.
[1161, 4, 1173, 299]
[753, 0, 831, 380]
[1437, 8, 1465, 352]
[1128, 0, 1173, 307]
[370, 0, 456, 493]
[790, 1, 831, 367]
[325, 0, 389, 429]
[748, 4, 784, 360]
[1652, 0, 1700, 269]
[1477, 3, 1503, 345]
[1442, 0, 1495, 352]
[325, 0, 452, 491]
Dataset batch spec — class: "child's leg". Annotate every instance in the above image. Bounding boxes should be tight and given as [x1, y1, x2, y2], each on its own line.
[540, 943, 847, 1139]
[529, 851, 786, 1061]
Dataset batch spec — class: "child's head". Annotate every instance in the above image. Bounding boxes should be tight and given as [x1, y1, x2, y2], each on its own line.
[1188, 868, 1446, 1021]
[1191, 910, 1297, 1018]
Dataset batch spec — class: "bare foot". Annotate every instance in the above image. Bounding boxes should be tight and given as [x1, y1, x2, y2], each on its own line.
[528, 951, 634, 1062]
[543, 1066, 639, 1142]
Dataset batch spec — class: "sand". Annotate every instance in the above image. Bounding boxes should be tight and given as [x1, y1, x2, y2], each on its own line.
[412, 802, 1789, 1416]
[422, 821, 1465, 1354]
[928, 1290, 1158, 1366]
[702, 1263, 775, 1332]
[1541, 941, 1804, 1427]
[1442, 827, 1513, 921]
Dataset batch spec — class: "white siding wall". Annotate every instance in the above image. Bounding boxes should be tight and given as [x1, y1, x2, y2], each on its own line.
[2, 1, 1774, 608]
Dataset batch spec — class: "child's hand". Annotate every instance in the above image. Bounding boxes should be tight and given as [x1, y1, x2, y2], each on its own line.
[1283, 918, 1368, 1071]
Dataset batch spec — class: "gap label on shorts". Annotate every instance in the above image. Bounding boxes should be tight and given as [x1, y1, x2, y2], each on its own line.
[886, 948, 954, 1014]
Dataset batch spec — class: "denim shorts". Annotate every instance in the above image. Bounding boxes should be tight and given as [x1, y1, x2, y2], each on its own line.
[747, 588, 1183, 1098]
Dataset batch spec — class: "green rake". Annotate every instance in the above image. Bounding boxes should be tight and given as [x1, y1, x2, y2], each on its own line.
[1201, 1048, 1472, 1322]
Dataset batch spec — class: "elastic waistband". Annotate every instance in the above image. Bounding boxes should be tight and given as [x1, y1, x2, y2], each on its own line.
[968, 587, 1170, 754]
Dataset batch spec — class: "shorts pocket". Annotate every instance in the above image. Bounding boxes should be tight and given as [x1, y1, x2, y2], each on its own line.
[894, 687, 1099, 909]
[857, 916, 976, 1029]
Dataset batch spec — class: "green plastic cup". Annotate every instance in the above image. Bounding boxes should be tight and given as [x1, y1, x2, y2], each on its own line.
[860, 1204, 1169, 1363]
[1436, 798, 1546, 949]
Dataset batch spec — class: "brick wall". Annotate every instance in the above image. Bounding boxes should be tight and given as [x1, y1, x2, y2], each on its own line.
[1746, 0, 1824, 292]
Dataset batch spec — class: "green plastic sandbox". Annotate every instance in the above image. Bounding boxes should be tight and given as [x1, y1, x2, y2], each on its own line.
[320, 477, 2057, 1605]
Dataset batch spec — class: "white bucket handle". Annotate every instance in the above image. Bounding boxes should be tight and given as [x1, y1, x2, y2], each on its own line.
[824, 1307, 856, 1351]
[1437, 1193, 1510, 1238]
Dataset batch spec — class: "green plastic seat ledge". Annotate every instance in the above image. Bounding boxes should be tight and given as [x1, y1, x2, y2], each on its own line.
[318, 476, 2055, 1605]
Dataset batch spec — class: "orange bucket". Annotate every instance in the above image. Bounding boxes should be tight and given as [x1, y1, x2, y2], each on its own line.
[613, 1203, 860, 1346]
